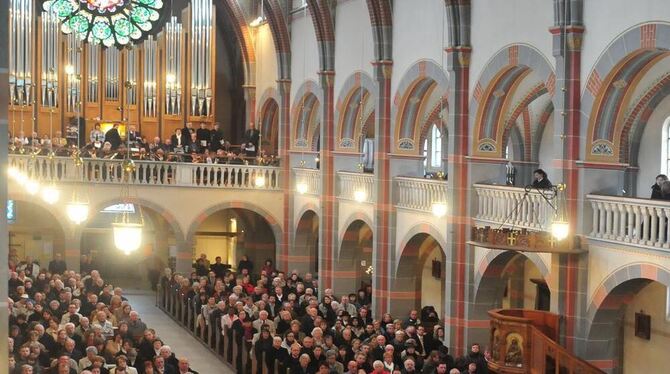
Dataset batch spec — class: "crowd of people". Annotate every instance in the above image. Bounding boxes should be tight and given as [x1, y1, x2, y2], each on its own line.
[7, 254, 199, 374]
[161, 254, 492, 374]
[7, 121, 278, 166]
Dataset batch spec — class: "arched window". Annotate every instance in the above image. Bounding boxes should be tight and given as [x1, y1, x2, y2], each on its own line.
[662, 116, 670, 175]
[423, 124, 443, 172]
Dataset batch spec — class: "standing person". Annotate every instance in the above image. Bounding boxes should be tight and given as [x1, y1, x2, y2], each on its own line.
[243, 122, 260, 152]
[460, 343, 488, 374]
[238, 255, 253, 274]
[651, 174, 668, 199]
[90, 124, 105, 146]
[209, 123, 225, 152]
[105, 124, 122, 150]
[196, 123, 210, 148]
[181, 123, 194, 146]
[531, 169, 552, 189]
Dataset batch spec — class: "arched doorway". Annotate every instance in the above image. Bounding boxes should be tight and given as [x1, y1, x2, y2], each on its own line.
[470, 251, 550, 345]
[334, 220, 373, 297]
[293, 210, 319, 275]
[80, 202, 177, 288]
[7, 200, 66, 270]
[586, 267, 670, 373]
[391, 233, 446, 317]
[190, 208, 277, 273]
[260, 98, 279, 156]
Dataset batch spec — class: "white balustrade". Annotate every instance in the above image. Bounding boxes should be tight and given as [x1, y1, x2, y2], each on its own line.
[337, 171, 375, 203]
[587, 194, 670, 250]
[293, 168, 321, 195]
[473, 184, 554, 231]
[8, 154, 280, 190]
[395, 176, 448, 213]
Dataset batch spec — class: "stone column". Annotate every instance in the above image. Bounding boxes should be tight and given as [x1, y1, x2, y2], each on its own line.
[371, 61, 393, 316]
[318, 70, 336, 291]
[277, 79, 292, 271]
[550, 18, 586, 353]
[444, 46, 471, 357]
[64, 236, 81, 273]
[0, 0, 10, 362]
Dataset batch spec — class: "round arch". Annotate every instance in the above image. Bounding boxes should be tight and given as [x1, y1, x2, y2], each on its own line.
[259, 93, 279, 156]
[391, 232, 447, 318]
[335, 71, 377, 152]
[292, 210, 319, 275]
[338, 211, 374, 257]
[583, 22, 670, 164]
[584, 263, 670, 373]
[470, 44, 555, 161]
[292, 80, 323, 152]
[392, 59, 449, 154]
[334, 219, 373, 297]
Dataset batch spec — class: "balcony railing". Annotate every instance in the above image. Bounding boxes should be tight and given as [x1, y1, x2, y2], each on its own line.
[8, 154, 281, 190]
[395, 176, 448, 213]
[587, 194, 670, 250]
[293, 167, 321, 195]
[337, 171, 375, 203]
[474, 184, 554, 231]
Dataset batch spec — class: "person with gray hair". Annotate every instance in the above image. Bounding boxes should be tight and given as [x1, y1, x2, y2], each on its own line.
[326, 349, 344, 374]
[79, 346, 99, 371]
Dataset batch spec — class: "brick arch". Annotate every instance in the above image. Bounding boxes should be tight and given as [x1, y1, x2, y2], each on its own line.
[184, 202, 282, 253]
[582, 22, 670, 163]
[263, 0, 291, 79]
[218, 0, 256, 85]
[584, 263, 670, 373]
[258, 89, 279, 155]
[306, 0, 336, 72]
[338, 211, 374, 254]
[335, 72, 377, 152]
[292, 209, 319, 275]
[473, 250, 550, 298]
[390, 232, 446, 317]
[470, 44, 555, 159]
[396, 222, 448, 273]
[335, 219, 373, 296]
[76, 196, 186, 249]
[365, 0, 393, 61]
[392, 60, 449, 154]
[292, 80, 322, 151]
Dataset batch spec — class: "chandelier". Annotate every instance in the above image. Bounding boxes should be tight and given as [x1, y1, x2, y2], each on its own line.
[42, 0, 168, 48]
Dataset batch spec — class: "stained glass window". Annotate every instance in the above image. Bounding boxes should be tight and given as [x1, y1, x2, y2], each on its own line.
[42, 0, 165, 49]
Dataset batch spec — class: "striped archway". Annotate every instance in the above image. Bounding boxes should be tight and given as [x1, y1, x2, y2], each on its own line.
[584, 263, 670, 373]
[583, 23, 670, 164]
[334, 219, 373, 297]
[392, 60, 449, 154]
[335, 72, 376, 152]
[258, 88, 279, 155]
[470, 44, 555, 161]
[292, 80, 323, 151]
[292, 209, 319, 275]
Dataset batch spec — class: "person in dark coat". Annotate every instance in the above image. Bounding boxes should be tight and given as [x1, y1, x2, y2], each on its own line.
[651, 174, 668, 199]
[209, 123, 225, 152]
[243, 122, 260, 151]
[105, 124, 122, 150]
[237, 256, 253, 274]
[48, 253, 67, 274]
[196, 123, 211, 147]
[181, 123, 194, 146]
[459, 343, 488, 374]
[531, 169, 552, 189]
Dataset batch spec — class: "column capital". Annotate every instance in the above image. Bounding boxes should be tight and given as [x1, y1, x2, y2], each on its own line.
[371, 60, 393, 80]
[445, 45, 472, 69]
[318, 70, 336, 88]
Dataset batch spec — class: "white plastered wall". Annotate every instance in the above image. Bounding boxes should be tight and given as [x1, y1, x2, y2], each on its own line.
[290, 10, 320, 104]
[333, 0, 374, 98]
[254, 23, 279, 112]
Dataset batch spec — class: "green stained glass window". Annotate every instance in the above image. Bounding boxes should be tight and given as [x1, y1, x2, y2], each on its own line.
[42, 0, 166, 49]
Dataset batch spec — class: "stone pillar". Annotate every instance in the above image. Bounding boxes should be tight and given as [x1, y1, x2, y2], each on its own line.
[550, 20, 586, 353]
[318, 70, 336, 291]
[444, 46, 471, 357]
[0, 0, 9, 361]
[175, 245, 193, 275]
[277, 79, 292, 272]
[371, 61, 393, 316]
[64, 236, 81, 273]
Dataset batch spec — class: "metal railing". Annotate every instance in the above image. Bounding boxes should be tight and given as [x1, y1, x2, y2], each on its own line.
[157, 282, 283, 374]
[395, 176, 448, 213]
[9, 154, 281, 190]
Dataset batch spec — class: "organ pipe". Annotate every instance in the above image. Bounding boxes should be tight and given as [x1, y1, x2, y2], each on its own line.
[65, 34, 82, 113]
[126, 48, 137, 105]
[87, 44, 100, 103]
[190, 0, 213, 117]
[105, 48, 120, 101]
[9, 0, 34, 106]
[165, 16, 182, 116]
[41, 8, 59, 108]
[143, 37, 158, 117]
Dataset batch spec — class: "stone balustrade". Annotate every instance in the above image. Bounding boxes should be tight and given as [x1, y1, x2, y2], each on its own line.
[395, 176, 448, 213]
[587, 194, 670, 250]
[8, 154, 281, 190]
[337, 171, 375, 203]
[473, 184, 555, 231]
[293, 167, 321, 195]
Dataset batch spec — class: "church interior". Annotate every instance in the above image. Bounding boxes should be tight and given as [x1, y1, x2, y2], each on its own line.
[3, 1, 670, 373]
